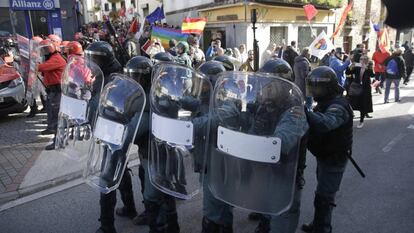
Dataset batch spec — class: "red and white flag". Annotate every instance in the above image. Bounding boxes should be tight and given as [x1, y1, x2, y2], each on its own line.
[303, 4, 318, 21]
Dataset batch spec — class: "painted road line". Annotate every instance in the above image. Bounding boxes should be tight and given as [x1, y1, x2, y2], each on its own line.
[382, 133, 406, 153]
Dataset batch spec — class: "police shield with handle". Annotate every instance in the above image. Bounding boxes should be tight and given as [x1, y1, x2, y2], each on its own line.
[55, 56, 104, 160]
[149, 62, 212, 200]
[302, 66, 364, 233]
[83, 41, 139, 233]
[206, 72, 308, 230]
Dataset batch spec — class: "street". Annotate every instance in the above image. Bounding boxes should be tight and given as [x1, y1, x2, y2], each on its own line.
[0, 84, 414, 233]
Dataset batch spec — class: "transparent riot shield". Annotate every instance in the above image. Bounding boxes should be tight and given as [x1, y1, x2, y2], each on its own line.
[207, 72, 307, 215]
[26, 40, 42, 105]
[84, 74, 146, 194]
[149, 63, 212, 200]
[55, 56, 104, 161]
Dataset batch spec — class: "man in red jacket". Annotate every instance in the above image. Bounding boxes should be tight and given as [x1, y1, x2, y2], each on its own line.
[37, 39, 67, 150]
[372, 47, 391, 93]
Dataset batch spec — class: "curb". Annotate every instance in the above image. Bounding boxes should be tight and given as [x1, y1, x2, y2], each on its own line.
[0, 170, 82, 206]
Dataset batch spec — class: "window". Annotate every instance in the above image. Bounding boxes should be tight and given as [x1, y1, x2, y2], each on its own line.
[130, 0, 136, 8]
[142, 4, 149, 17]
[121, 1, 125, 8]
[270, 27, 288, 47]
[298, 26, 327, 51]
[104, 3, 109, 11]
[111, 3, 116, 11]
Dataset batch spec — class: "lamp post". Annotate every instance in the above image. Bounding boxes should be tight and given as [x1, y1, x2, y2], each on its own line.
[251, 9, 259, 72]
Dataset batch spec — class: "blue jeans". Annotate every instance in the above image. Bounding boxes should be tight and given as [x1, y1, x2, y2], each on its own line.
[202, 174, 234, 225]
[269, 185, 302, 233]
[384, 78, 401, 102]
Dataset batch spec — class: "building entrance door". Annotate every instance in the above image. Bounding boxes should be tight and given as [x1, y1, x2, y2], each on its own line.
[29, 10, 49, 36]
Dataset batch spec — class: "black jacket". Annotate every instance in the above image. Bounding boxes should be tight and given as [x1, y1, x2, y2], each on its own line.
[384, 55, 407, 79]
[283, 46, 299, 68]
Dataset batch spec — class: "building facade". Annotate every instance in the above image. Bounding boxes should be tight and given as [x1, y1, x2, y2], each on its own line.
[86, 0, 161, 22]
[0, 0, 81, 40]
[164, 0, 412, 55]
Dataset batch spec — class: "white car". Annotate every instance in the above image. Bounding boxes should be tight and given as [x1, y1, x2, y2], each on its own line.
[0, 57, 27, 116]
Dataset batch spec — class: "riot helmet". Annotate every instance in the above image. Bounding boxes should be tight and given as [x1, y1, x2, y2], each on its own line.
[84, 41, 116, 68]
[66, 41, 83, 56]
[124, 56, 153, 92]
[99, 76, 144, 124]
[213, 55, 235, 71]
[38, 39, 56, 58]
[197, 61, 226, 85]
[198, 61, 226, 76]
[259, 59, 293, 81]
[153, 52, 175, 63]
[306, 66, 343, 102]
[4, 38, 15, 47]
[176, 41, 189, 55]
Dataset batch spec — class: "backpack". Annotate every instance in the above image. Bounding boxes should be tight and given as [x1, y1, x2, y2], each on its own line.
[386, 58, 399, 75]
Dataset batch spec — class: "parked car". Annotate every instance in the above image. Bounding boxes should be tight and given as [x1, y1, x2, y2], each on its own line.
[0, 57, 27, 116]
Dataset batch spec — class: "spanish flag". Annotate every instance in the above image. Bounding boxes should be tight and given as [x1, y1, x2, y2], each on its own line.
[181, 18, 207, 35]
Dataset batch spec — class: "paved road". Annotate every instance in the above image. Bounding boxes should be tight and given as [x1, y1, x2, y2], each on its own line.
[0, 85, 414, 233]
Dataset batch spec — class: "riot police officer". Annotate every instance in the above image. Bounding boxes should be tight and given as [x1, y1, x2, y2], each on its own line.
[213, 55, 235, 71]
[301, 66, 353, 233]
[197, 61, 226, 86]
[85, 41, 138, 233]
[125, 56, 181, 233]
[152, 51, 175, 63]
[197, 62, 233, 233]
[259, 59, 294, 82]
[123, 56, 152, 226]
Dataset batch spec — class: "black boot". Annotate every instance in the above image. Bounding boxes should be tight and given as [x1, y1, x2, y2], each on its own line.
[201, 217, 220, 233]
[201, 217, 233, 233]
[312, 195, 334, 233]
[164, 196, 180, 233]
[97, 192, 117, 233]
[116, 170, 137, 219]
[254, 216, 270, 233]
[146, 201, 164, 233]
[301, 222, 314, 233]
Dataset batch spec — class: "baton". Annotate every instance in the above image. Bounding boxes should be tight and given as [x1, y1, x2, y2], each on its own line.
[347, 151, 366, 178]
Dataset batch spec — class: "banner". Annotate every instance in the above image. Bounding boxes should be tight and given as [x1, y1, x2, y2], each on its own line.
[331, 1, 353, 39]
[309, 31, 335, 59]
[151, 26, 188, 49]
[146, 5, 165, 24]
[378, 29, 390, 53]
[303, 4, 318, 21]
[181, 17, 207, 35]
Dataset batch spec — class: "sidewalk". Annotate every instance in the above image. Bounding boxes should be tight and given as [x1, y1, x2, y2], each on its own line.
[0, 111, 85, 204]
[0, 109, 140, 205]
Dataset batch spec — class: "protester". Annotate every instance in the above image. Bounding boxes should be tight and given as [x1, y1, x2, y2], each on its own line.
[372, 46, 391, 93]
[239, 43, 247, 63]
[347, 56, 374, 128]
[239, 50, 255, 72]
[294, 47, 312, 109]
[260, 43, 276, 67]
[283, 41, 299, 68]
[383, 48, 406, 103]
[329, 47, 351, 87]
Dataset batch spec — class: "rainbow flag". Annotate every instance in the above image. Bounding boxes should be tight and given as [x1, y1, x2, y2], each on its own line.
[151, 26, 188, 49]
[181, 18, 207, 35]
